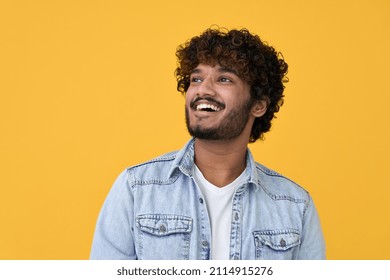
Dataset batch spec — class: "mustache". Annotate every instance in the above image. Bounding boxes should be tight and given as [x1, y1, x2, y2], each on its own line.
[190, 97, 225, 109]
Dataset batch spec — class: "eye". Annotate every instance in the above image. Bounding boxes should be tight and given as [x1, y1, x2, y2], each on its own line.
[190, 76, 202, 83]
[219, 77, 232, 83]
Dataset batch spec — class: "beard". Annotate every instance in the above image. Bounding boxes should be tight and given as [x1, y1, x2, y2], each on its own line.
[185, 97, 254, 141]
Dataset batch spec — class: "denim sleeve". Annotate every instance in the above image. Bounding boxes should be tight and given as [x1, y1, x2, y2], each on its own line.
[297, 196, 326, 259]
[90, 169, 136, 259]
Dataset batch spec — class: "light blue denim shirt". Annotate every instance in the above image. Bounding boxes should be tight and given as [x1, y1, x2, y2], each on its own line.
[90, 138, 325, 260]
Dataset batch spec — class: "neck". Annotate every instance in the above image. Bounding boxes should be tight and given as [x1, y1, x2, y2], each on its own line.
[194, 137, 248, 187]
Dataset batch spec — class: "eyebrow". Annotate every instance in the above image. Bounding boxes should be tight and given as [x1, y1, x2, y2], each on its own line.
[218, 67, 239, 75]
[190, 66, 239, 76]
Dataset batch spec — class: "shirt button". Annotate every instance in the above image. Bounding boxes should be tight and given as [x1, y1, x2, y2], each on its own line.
[254, 236, 260, 247]
[159, 225, 166, 233]
[280, 238, 286, 247]
[202, 240, 209, 247]
[199, 198, 204, 204]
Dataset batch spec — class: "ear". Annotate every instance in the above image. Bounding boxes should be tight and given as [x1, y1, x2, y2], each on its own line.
[251, 100, 268, 118]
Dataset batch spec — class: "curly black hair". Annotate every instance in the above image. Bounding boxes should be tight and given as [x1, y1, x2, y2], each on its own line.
[175, 27, 288, 142]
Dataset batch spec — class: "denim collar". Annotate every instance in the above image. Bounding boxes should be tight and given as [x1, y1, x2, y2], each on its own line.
[169, 138, 259, 188]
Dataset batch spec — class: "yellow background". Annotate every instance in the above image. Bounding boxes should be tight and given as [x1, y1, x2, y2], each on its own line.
[1, 0, 389, 259]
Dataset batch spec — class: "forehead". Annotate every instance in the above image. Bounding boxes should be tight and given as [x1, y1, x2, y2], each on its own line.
[191, 63, 239, 76]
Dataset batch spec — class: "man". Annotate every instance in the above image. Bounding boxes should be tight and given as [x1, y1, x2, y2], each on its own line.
[90, 27, 325, 260]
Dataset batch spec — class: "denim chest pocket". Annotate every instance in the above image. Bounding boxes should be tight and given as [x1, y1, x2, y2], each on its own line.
[136, 214, 192, 260]
[253, 229, 301, 260]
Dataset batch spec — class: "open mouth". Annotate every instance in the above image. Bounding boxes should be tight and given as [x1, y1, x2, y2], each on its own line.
[196, 103, 221, 112]
[191, 97, 225, 113]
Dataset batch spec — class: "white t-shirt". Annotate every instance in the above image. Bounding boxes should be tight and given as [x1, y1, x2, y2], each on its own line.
[192, 164, 245, 260]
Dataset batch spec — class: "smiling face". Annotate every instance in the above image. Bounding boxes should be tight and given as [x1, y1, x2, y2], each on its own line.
[185, 63, 256, 141]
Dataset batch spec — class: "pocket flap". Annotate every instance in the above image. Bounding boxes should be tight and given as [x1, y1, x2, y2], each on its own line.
[136, 214, 192, 236]
[253, 229, 300, 250]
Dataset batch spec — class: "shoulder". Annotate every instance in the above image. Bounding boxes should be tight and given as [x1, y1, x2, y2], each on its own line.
[120, 139, 195, 187]
[125, 150, 180, 186]
[130, 150, 178, 169]
[254, 162, 310, 205]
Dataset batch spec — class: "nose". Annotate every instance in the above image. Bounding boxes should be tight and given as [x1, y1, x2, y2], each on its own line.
[196, 77, 216, 97]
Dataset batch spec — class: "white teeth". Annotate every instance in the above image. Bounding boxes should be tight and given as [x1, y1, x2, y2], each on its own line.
[196, 103, 220, 112]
